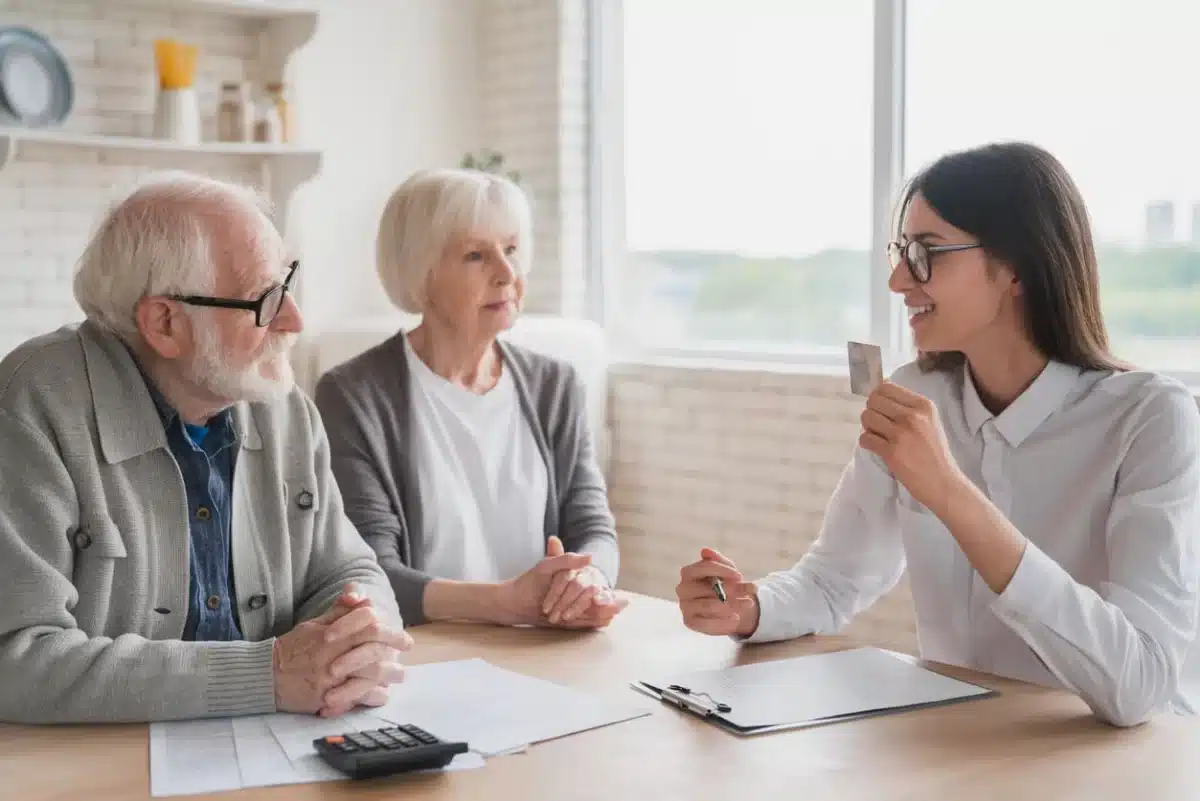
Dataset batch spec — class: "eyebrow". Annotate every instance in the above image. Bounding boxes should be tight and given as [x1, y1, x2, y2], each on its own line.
[906, 231, 946, 243]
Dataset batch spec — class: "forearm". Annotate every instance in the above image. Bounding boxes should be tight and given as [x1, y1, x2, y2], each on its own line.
[422, 579, 507, 624]
[0, 628, 275, 724]
[938, 477, 1183, 727]
[936, 474, 1027, 594]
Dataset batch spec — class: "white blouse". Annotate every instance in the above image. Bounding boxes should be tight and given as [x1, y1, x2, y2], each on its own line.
[404, 336, 549, 583]
[751, 359, 1200, 725]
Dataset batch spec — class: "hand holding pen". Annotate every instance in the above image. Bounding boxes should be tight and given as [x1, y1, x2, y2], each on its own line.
[675, 547, 760, 638]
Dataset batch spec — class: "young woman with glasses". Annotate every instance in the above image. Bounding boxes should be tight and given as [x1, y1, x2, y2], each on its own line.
[675, 141, 1200, 727]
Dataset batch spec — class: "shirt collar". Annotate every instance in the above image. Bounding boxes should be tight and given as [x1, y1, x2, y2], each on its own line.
[140, 368, 237, 450]
[961, 359, 1082, 447]
[79, 321, 258, 463]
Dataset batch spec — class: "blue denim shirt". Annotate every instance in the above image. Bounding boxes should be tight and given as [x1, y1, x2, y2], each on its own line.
[144, 382, 243, 642]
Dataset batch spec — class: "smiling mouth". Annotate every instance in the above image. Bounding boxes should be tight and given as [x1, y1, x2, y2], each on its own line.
[908, 303, 935, 322]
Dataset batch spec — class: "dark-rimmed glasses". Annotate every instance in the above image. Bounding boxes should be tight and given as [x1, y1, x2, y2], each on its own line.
[168, 260, 299, 327]
[887, 239, 981, 283]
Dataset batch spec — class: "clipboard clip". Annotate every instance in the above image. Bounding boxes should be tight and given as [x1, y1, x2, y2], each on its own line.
[663, 684, 732, 716]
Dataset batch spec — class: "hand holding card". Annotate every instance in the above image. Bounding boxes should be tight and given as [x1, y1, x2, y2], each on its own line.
[847, 341, 883, 396]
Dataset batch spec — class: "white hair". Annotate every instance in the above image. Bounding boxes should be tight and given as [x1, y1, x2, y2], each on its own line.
[73, 171, 276, 342]
[376, 168, 533, 314]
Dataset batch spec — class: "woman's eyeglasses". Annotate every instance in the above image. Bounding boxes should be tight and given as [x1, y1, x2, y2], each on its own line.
[167, 260, 299, 327]
[887, 239, 981, 283]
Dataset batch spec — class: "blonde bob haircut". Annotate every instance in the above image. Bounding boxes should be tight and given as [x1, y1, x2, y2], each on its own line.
[377, 168, 533, 314]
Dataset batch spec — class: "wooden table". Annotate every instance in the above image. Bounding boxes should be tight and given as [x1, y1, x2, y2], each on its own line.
[4, 593, 1199, 801]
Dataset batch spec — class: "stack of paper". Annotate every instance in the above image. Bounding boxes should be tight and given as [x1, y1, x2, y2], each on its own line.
[149, 658, 649, 797]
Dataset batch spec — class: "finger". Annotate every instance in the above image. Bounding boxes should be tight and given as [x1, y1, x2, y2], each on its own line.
[685, 598, 741, 619]
[317, 592, 372, 624]
[861, 408, 897, 439]
[549, 581, 589, 624]
[859, 430, 889, 456]
[875, 381, 925, 408]
[679, 559, 742, 585]
[866, 391, 909, 423]
[329, 642, 392, 680]
[545, 535, 565, 557]
[323, 605, 376, 641]
[359, 686, 390, 708]
[535, 552, 593, 575]
[348, 660, 406, 687]
[320, 677, 379, 717]
[541, 568, 574, 615]
[699, 547, 736, 568]
[560, 585, 598, 623]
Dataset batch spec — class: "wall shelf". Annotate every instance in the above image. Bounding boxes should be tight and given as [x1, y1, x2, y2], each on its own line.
[112, 0, 320, 20]
[0, 128, 322, 170]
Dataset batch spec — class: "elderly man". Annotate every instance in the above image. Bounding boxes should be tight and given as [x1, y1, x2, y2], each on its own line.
[0, 172, 409, 724]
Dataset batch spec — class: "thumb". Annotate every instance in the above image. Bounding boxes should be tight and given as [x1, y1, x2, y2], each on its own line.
[700, 547, 737, 569]
[537, 551, 592, 575]
[546, 535, 565, 557]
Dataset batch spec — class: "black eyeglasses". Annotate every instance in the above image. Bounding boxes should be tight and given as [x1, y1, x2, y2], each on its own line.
[168, 260, 299, 327]
[887, 239, 981, 283]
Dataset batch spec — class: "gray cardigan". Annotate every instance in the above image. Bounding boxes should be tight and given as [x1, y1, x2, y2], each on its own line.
[314, 332, 619, 625]
[0, 322, 400, 724]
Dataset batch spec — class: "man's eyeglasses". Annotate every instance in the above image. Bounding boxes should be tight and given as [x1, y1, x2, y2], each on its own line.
[887, 239, 981, 284]
[168, 260, 299, 327]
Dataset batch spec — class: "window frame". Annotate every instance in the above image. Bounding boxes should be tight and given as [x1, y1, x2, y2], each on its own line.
[588, 0, 1200, 387]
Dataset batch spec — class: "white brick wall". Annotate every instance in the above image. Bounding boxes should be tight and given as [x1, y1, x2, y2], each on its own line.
[608, 364, 919, 654]
[0, 0, 267, 356]
[477, 0, 590, 317]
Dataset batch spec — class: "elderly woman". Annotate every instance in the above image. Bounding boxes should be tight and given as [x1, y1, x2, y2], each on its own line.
[315, 168, 624, 629]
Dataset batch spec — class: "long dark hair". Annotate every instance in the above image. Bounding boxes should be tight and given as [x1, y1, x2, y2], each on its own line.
[896, 142, 1126, 373]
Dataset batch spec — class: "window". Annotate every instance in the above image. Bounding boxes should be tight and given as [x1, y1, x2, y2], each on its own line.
[597, 0, 1200, 378]
[907, 0, 1200, 373]
[610, 0, 875, 359]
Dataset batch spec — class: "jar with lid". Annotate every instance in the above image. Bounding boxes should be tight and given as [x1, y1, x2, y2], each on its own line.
[253, 92, 282, 145]
[264, 82, 293, 144]
[216, 81, 249, 143]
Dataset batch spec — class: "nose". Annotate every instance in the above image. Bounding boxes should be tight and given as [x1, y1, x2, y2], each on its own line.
[271, 293, 304, 334]
[887, 257, 914, 295]
[492, 252, 517, 285]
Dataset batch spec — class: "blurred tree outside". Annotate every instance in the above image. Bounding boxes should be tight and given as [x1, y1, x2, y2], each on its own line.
[626, 245, 1200, 367]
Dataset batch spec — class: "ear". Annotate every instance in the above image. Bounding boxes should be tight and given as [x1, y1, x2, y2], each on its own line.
[135, 297, 190, 360]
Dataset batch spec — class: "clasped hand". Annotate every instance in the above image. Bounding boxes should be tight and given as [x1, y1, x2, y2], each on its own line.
[497, 536, 628, 629]
[273, 584, 412, 718]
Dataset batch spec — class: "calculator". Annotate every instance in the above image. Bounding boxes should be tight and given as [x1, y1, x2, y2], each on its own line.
[313, 724, 469, 780]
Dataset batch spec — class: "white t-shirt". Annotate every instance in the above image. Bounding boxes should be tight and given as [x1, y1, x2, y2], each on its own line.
[404, 335, 549, 583]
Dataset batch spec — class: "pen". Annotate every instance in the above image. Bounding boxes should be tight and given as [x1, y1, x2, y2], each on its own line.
[711, 577, 727, 603]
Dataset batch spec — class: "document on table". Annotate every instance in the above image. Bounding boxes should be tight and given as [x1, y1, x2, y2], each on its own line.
[371, 658, 651, 757]
[632, 646, 994, 735]
[150, 658, 644, 796]
[150, 709, 483, 797]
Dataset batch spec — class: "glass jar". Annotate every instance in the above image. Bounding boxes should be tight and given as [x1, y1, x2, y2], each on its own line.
[216, 81, 249, 143]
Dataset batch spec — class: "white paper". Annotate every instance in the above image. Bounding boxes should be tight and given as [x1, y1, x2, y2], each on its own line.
[264, 709, 393, 763]
[231, 716, 345, 788]
[263, 709, 485, 775]
[150, 719, 242, 798]
[653, 647, 991, 731]
[152, 709, 484, 797]
[373, 658, 650, 757]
